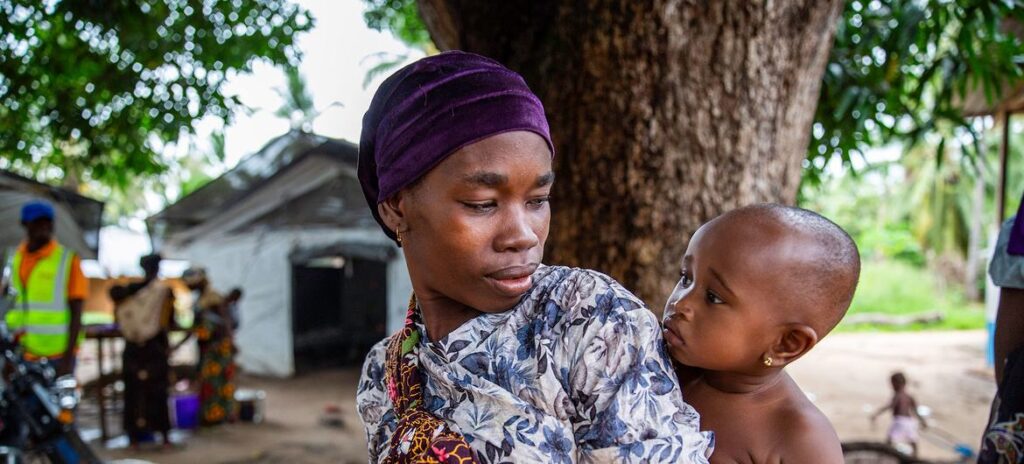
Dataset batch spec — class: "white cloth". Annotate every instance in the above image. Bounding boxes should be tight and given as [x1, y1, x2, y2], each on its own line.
[116, 281, 166, 343]
[887, 416, 919, 444]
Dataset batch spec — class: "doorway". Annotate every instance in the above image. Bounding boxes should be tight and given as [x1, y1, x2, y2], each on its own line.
[291, 255, 387, 372]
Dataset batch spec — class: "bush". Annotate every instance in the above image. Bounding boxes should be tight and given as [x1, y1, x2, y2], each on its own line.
[839, 259, 985, 331]
[856, 225, 926, 267]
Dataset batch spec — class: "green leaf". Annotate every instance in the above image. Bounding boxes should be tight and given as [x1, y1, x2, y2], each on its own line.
[0, 0, 314, 189]
[804, 0, 1024, 187]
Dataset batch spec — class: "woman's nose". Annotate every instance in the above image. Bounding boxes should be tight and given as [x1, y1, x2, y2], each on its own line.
[495, 206, 540, 252]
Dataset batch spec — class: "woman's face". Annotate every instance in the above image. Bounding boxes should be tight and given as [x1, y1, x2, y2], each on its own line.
[395, 131, 553, 313]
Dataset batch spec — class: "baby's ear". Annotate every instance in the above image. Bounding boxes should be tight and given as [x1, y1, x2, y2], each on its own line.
[767, 324, 818, 368]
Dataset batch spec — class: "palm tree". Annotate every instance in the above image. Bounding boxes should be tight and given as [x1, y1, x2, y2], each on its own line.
[274, 66, 342, 132]
[275, 66, 317, 132]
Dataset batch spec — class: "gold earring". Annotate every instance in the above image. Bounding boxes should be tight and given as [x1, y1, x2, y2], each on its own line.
[396, 230, 403, 245]
[763, 356, 773, 367]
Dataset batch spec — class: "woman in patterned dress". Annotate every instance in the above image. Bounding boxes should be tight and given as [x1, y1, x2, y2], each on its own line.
[182, 268, 236, 426]
[982, 206, 1024, 464]
[355, 51, 713, 463]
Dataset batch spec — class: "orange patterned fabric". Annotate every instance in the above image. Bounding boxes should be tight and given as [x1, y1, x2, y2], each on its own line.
[381, 297, 478, 464]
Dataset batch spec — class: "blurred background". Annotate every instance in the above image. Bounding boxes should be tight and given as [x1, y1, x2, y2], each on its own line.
[2, 0, 1023, 462]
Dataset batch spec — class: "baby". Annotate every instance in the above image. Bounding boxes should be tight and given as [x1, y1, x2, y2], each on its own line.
[662, 204, 860, 463]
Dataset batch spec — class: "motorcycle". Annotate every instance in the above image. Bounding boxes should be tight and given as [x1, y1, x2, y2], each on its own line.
[0, 266, 102, 463]
[0, 323, 103, 464]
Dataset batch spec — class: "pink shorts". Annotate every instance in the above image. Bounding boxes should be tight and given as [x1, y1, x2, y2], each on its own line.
[888, 416, 919, 444]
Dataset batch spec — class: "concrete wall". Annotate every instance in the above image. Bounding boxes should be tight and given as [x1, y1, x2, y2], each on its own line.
[169, 226, 408, 377]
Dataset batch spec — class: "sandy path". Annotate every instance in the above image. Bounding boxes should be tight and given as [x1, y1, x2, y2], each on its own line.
[96, 370, 369, 464]
[789, 330, 995, 461]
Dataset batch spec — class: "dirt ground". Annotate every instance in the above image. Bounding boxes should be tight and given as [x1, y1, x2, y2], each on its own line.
[790, 330, 995, 462]
[88, 330, 994, 463]
[94, 370, 368, 464]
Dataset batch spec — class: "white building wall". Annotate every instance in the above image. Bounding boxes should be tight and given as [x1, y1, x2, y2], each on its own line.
[169, 226, 407, 377]
[386, 253, 412, 334]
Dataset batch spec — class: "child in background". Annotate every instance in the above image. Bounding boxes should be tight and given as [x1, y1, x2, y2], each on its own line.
[872, 372, 928, 456]
[662, 204, 860, 463]
[225, 287, 243, 330]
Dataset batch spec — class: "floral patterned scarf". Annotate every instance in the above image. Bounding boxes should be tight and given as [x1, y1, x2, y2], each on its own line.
[382, 297, 479, 463]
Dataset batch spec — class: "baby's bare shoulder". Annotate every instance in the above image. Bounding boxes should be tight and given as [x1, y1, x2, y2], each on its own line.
[770, 399, 843, 464]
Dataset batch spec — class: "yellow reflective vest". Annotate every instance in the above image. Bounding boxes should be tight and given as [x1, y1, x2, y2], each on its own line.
[6, 243, 77, 357]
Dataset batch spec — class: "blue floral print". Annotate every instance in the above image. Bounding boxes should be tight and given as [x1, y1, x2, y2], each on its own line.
[357, 265, 713, 463]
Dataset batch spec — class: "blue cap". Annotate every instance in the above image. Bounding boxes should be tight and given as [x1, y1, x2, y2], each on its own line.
[20, 201, 55, 223]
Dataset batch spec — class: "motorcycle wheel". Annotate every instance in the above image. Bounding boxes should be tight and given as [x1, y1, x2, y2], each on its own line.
[22, 428, 103, 464]
[52, 428, 103, 464]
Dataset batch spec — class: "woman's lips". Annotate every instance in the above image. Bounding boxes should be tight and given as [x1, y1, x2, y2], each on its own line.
[486, 264, 538, 297]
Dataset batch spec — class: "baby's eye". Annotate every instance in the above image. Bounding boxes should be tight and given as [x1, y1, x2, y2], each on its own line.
[706, 290, 724, 305]
[679, 270, 694, 288]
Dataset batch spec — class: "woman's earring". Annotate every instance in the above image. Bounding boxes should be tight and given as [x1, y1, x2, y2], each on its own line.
[763, 355, 774, 367]
[396, 230, 403, 246]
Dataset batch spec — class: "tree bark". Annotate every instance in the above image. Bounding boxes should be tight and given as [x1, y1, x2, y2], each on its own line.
[418, 0, 844, 308]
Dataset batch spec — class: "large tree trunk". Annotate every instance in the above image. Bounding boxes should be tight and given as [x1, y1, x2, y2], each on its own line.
[418, 1, 844, 308]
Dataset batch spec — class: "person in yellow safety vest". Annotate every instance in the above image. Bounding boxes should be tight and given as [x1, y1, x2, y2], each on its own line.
[5, 201, 87, 376]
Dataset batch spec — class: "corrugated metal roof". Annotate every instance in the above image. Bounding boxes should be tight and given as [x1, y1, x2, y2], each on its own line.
[0, 170, 104, 258]
[147, 130, 359, 244]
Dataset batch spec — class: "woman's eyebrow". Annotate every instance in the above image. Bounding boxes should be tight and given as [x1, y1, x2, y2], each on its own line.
[462, 171, 508, 187]
[536, 172, 555, 187]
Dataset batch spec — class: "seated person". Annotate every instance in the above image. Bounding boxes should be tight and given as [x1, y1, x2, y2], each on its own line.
[662, 204, 859, 464]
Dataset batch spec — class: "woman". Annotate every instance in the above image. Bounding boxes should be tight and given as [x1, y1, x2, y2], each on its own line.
[181, 268, 236, 426]
[355, 51, 712, 463]
[111, 254, 174, 448]
[980, 204, 1024, 464]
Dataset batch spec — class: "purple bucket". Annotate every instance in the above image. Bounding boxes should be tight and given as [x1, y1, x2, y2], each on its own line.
[171, 393, 200, 430]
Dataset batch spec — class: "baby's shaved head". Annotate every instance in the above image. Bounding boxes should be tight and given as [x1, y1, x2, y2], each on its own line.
[714, 204, 861, 336]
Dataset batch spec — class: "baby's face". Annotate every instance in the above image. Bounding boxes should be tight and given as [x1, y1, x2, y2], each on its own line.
[662, 218, 785, 373]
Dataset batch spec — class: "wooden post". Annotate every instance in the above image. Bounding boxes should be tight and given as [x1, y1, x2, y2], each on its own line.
[998, 111, 1012, 224]
[96, 338, 108, 443]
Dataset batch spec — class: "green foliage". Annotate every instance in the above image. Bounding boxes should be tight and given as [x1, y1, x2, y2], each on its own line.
[76, 130, 225, 226]
[838, 259, 985, 331]
[802, 159, 933, 265]
[178, 171, 214, 198]
[0, 0, 314, 189]
[859, 223, 927, 266]
[981, 121, 1024, 220]
[362, 0, 1024, 185]
[275, 65, 316, 130]
[360, 1, 433, 87]
[362, 51, 415, 88]
[810, 0, 1024, 184]
[903, 139, 976, 257]
[850, 259, 956, 313]
[362, 0, 431, 50]
[208, 129, 226, 164]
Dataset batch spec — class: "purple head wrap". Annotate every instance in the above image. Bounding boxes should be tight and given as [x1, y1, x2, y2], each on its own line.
[1009, 191, 1024, 255]
[358, 51, 554, 240]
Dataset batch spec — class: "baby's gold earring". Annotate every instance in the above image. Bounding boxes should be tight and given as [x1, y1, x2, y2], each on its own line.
[763, 355, 774, 367]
